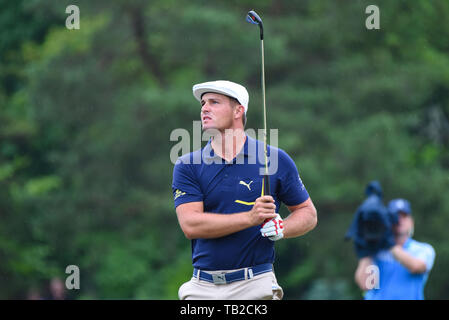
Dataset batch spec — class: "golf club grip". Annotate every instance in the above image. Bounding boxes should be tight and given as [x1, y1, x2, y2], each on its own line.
[263, 174, 272, 224]
[264, 174, 270, 196]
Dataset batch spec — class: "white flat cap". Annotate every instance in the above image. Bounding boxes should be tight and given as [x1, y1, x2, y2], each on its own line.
[192, 80, 249, 114]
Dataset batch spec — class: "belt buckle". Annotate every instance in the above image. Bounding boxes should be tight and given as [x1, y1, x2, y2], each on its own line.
[212, 273, 227, 285]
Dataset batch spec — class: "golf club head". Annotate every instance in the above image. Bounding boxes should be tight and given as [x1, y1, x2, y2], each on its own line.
[246, 10, 262, 25]
[246, 10, 264, 39]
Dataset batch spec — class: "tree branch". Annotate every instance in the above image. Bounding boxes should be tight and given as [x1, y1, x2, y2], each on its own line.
[128, 7, 166, 87]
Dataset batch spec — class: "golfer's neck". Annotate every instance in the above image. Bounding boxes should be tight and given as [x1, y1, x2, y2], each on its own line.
[211, 127, 246, 162]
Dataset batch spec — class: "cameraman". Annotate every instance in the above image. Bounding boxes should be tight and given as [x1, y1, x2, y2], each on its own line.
[354, 199, 435, 300]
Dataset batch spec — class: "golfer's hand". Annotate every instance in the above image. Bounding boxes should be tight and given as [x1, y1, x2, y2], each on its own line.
[260, 214, 284, 241]
[248, 196, 277, 226]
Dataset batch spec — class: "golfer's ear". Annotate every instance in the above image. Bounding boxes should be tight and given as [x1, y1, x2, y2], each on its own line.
[235, 105, 245, 118]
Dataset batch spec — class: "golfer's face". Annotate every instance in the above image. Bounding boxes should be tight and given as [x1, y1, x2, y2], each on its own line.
[200, 93, 234, 131]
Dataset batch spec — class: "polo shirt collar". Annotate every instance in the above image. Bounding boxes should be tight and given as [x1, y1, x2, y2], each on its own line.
[203, 134, 255, 162]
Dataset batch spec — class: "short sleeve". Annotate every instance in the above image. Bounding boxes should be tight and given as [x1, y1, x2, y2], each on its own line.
[411, 243, 436, 272]
[276, 150, 309, 206]
[172, 159, 204, 208]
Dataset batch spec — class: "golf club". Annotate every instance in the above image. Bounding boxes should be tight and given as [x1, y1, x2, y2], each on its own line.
[246, 10, 269, 197]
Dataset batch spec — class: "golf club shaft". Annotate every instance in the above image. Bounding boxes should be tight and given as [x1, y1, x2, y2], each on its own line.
[261, 38, 270, 196]
[246, 10, 270, 196]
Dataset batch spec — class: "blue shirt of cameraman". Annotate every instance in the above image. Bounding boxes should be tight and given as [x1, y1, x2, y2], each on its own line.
[365, 238, 435, 300]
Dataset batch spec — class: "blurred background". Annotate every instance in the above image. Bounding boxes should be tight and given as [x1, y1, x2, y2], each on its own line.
[1, 0, 449, 299]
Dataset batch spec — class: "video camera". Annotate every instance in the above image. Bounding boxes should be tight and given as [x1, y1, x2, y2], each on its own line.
[345, 181, 398, 258]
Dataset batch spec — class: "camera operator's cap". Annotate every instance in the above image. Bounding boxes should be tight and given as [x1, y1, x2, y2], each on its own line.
[193, 80, 249, 114]
[388, 199, 412, 215]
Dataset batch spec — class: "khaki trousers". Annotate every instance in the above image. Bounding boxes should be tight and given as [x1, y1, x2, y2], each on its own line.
[178, 269, 283, 300]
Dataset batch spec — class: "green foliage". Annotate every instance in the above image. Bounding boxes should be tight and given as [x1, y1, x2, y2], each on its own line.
[1, 0, 449, 299]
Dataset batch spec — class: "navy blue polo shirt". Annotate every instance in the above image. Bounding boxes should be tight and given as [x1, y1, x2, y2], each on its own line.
[172, 135, 309, 271]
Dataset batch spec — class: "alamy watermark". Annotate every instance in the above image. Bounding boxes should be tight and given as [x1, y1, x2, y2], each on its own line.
[63, 4, 379, 31]
[66, 5, 80, 30]
[65, 265, 80, 290]
[170, 122, 279, 175]
[365, 264, 380, 290]
[365, 5, 380, 30]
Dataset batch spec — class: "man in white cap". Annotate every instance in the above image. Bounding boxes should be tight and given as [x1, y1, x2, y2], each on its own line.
[172, 80, 317, 300]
